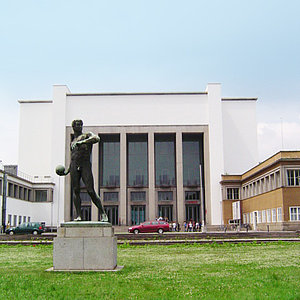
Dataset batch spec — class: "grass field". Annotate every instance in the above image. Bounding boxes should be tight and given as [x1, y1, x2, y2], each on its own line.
[0, 242, 299, 299]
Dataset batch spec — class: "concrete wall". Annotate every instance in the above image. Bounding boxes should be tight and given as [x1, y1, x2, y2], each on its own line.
[18, 101, 53, 176]
[65, 94, 209, 126]
[222, 99, 258, 174]
[6, 197, 52, 225]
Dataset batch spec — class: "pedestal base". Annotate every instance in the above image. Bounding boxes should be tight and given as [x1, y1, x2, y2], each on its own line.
[53, 221, 118, 271]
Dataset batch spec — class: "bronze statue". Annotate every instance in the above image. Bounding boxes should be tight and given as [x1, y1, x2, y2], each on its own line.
[56, 119, 108, 222]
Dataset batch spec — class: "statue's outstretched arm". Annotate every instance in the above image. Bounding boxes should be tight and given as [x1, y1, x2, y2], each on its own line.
[77, 132, 100, 145]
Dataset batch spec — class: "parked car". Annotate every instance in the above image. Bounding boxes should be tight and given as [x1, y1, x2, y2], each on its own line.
[5, 222, 45, 235]
[128, 221, 170, 234]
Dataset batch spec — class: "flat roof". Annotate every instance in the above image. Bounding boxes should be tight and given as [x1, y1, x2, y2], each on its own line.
[18, 100, 53, 104]
[222, 98, 258, 101]
[66, 92, 208, 96]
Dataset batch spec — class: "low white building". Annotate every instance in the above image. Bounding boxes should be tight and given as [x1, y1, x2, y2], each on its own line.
[0, 164, 54, 229]
[8, 83, 258, 227]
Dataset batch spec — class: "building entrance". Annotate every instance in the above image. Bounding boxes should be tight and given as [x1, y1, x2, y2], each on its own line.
[186, 204, 200, 222]
[104, 206, 119, 225]
[81, 206, 91, 221]
[158, 205, 173, 222]
[131, 205, 145, 225]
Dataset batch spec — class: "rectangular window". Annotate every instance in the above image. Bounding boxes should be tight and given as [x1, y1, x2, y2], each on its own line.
[266, 209, 271, 223]
[131, 191, 146, 202]
[262, 210, 266, 223]
[8, 214, 12, 225]
[100, 134, 120, 187]
[287, 169, 300, 186]
[127, 134, 148, 187]
[243, 214, 247, 224]
[227, 188, 239, 200]
[250, 213, 253, 224]
[131, 205, 145, 225]
[13, 215, 17, 226]
[8, 183, 13, 197]
[275, 171, 280, 188]
[257, 211, 262, 223]
[23, 216, 26, 223]
[103, 192, 118, 202]
[14, 185, 18, 198]
[19, 187, 24, 199]
[277, 207, 282, 222]
[272, 208, 277, 222]
[289, 207, 300, 221]
[246, 213, 250, 224]
[28, 190, 32, 201]
[155, 134, 176, 187]
[18, 216, 22, 225]
[35, 190, 47, 202]
[182, 133, 203, 187]
[185, 191, 200, 201]
[158, 191, 173, 201]
[28, 216, 31, 222]
[80, 192, 91, 203]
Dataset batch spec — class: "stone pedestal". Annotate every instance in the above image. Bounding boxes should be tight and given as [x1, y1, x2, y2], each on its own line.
[53, 221, 118, 271]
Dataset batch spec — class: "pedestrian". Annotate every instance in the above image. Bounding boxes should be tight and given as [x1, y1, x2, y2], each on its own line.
[188, 221, 193, 232]
[172, 221, 177, 232]
[196, 221, 199, 232]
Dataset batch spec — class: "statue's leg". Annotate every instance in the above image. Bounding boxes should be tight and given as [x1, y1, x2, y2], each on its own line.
[70, 165, 82, 221]
[82, 163, 108, 222]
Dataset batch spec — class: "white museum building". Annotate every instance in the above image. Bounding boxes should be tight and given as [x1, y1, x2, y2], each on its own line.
[0, 83, 258, 228]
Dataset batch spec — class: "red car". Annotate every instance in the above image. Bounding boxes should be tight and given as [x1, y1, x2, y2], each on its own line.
[128, 221, 170, 234]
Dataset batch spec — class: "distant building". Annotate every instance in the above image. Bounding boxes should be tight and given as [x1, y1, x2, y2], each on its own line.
[0, 167, 54, 229]
[11, 83, 259, 227]
[221, 151, 300, 231]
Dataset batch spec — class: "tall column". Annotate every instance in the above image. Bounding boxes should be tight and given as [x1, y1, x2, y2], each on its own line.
[91, 137, 99, 221]
[148, 132, 156, 220]
[119, 132, 127, 225]
[206, 83, 224, 225]
[176, 132, 184, 223]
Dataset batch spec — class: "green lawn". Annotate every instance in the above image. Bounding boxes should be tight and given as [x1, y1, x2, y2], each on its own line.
[0, 242, 299, 299]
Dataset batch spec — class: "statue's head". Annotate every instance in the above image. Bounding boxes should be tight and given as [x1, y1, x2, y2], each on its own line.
[72, 119, 83, 134]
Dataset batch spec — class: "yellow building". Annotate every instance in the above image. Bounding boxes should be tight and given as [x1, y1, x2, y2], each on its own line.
[221, 151, 300, 231]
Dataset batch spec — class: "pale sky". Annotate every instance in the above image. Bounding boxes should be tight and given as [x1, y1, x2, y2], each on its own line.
[0, 0, 299, 165]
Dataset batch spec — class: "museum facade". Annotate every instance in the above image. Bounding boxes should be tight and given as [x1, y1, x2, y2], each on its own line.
[13, 83, 258, 227]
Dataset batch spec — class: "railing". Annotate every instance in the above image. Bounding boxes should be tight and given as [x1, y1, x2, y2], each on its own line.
[5, 169, 54, 183]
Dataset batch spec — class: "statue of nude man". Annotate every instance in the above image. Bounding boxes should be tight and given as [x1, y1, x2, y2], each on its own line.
[56, 119, 108, 222]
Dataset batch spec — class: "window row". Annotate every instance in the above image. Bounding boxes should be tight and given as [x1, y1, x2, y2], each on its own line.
[98, 190, 201, 202]
[7, 214, 31, 227]
[242, 171, 280, 199]
[7, 182, 51, 202]
[243, 207, 282, 224]
[78, 204, 202, 226]
[99, 133, 204, 188]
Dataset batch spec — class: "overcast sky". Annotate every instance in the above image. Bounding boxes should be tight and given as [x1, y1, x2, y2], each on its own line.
[0, 0, 299, 166]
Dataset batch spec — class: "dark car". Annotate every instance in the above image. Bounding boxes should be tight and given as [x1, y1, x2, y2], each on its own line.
[128, 221, 170, 234]
[6, 222, 45, 235]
